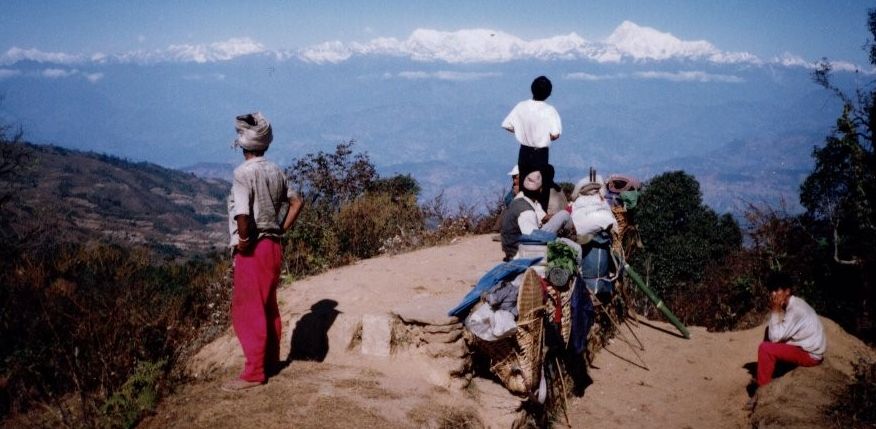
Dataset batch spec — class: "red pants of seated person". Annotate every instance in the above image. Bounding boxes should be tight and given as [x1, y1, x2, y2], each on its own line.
[233, 238, 283, 383]
[757, 341, 821, 386]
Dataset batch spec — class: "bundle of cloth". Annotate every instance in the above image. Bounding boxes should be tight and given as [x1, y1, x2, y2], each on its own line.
[570, 169, 617, 240]
[605, 174, 641, 208]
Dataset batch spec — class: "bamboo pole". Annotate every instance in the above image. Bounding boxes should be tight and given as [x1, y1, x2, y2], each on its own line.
[615, 254, 691, 339]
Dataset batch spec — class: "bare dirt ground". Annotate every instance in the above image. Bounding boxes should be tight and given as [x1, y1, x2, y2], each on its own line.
[141, 235, 875, 429]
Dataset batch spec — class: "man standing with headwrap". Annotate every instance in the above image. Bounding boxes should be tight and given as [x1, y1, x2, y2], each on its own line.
[223, 112, 303, 391]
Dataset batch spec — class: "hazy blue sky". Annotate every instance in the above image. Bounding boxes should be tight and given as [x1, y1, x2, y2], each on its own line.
[1, 1, 873, 65]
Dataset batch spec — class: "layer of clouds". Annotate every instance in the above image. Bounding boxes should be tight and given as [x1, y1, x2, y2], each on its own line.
[0, 67, 104, 83]
[565, 70, 744, 83]
[635, 71, 744, 83]
[565, 72, 621, 81]
[182, 73, 227, 81]
[393, 70, 501, 81]
[0, 68, 21, 79]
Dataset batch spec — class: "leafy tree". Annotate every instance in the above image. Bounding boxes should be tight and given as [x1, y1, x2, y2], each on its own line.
[369, 173, 421, 198]
[631, 171, 742, 303]
[285, 140, 377, 209]
[801, 8, 876, 336]
[282, 141, 427, 275]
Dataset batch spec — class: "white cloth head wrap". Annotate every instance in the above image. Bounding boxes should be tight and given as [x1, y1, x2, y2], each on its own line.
[232, 112, 273, 151]
[523, 171, 542, 191]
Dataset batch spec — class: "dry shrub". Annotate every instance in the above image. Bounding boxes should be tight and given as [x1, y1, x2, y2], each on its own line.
[283, 201, 346, 277]
[337, 192, 423, 258]
[407, 403, 485, 429]
[825, 358, 876, 428]
[0, 239, 231, 427]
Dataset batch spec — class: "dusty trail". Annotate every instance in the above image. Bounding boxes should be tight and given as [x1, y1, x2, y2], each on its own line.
[142, 235, 873, 429]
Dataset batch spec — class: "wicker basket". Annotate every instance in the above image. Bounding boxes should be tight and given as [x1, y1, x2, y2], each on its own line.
[516, 269, 545, 393]
[466, 268, 545, 397]
[544, 280, 574, 346]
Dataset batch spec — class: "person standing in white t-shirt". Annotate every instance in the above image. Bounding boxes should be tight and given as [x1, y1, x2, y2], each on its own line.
[502, 75, 562, 166]
[502, 76, 561, 210]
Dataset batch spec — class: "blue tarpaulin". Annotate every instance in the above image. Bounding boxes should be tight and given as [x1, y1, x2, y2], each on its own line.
[447, 257, 542, 318]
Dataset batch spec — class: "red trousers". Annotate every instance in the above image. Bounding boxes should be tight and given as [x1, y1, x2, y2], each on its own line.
[757, 341, 821, 386]
[233, 238, 283, 383]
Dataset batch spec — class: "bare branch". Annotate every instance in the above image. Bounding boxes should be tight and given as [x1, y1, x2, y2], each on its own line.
[832, 217, 861, 266]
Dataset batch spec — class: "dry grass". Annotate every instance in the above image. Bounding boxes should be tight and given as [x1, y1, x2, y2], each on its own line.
[407, 403, 485, 429]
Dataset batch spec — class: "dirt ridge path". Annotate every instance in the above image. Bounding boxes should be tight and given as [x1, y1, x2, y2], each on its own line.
[142, 235, 873, 429]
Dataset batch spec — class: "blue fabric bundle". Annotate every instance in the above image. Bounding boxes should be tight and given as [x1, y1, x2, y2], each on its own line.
[519, 230, 556, 244]
[580, 231, 613, 294]
[447, 257, 542, 317]
[570, 274, 595, 354]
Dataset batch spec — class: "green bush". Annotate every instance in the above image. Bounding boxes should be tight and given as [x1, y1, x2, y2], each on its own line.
[629, 171, 745, 329]
[99, 359, 165, 429]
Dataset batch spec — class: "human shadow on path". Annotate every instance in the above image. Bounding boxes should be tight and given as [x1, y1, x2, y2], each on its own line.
[286, 299, 340, 363]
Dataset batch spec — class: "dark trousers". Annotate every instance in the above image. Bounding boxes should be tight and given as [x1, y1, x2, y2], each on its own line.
[517, 145, 553, 210]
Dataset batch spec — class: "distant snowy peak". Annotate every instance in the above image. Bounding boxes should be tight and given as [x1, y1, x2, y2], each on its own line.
[297, 22, 763, 65]
[0, 21, 868, 73]
[298, 29, 591, 64]
[604, 21, 759, 64]
[1, 38, 266, 66]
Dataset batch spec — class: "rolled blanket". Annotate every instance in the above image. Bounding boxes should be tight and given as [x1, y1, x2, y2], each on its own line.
[571, 194, 617, 237]
[232, 112, 273, 151]
[606, 174, 641, 193]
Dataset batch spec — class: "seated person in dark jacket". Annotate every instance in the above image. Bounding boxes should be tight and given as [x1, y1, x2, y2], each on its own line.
[501, 170, 573, 261]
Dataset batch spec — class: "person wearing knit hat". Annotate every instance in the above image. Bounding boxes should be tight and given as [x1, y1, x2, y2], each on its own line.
[224, 112, 304, 391]
[500, 170, 574, 261]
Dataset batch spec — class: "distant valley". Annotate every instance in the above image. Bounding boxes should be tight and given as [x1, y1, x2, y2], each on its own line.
[4, 143, 229, 253]
[2, 40, 855, 217]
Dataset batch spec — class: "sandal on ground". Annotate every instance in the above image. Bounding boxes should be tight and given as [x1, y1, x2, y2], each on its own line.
[220, 378, 262, 392]
[743, 395, 758, 411]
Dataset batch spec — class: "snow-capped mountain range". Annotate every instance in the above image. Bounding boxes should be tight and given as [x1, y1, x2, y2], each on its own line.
[0, 21, 867, 214]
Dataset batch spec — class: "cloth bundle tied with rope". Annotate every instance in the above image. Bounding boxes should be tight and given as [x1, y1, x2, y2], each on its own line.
[232, 112, 273, 151]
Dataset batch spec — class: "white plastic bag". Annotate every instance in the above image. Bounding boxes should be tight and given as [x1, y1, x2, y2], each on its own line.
[465, 302, 498, 341]
[466, 303, 518, 341]
[490, 309, 517, 339]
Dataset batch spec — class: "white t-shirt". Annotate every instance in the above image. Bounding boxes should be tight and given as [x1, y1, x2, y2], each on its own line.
[768, 296, 827, 360]
[501, 99, 562, 148]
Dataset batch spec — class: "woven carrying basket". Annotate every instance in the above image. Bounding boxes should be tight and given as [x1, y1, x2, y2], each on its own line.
[611, 205, 629, 257]
[516, 269, 545, 393]
[544, 279, 574, 346]
[466, 268, 545, 396]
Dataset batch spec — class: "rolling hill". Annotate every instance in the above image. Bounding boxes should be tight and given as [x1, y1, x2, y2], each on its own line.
[2, 142, 230, 253]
